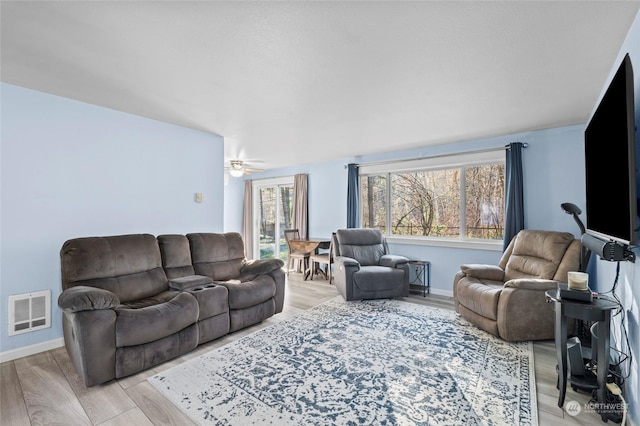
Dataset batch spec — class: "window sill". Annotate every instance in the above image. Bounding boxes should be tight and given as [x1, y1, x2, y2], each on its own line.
[385, 235, 504, 251]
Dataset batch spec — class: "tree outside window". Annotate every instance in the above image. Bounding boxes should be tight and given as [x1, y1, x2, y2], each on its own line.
[360, 162, 504, 241]
[361, 175, 387, 232]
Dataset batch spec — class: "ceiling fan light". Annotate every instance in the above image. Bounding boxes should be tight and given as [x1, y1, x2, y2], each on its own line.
[229, 167, 244, 177]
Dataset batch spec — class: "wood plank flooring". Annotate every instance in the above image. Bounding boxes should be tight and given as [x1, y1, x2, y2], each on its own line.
[0, 275, 605, 425]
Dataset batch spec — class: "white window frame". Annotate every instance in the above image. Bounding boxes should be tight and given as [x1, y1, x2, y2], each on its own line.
[359, 150, 505, 251]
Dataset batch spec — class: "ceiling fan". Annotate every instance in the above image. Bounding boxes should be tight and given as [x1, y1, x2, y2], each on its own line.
[225, 160, 264, 177]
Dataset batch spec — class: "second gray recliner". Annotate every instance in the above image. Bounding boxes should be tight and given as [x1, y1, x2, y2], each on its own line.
[333, 228, 409, 301]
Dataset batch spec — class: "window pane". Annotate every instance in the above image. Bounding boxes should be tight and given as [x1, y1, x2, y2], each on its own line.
[279, 185, 294, 261]
[360, 158, 504, 242]
[465, 164, 505, 239]
[259, 187, 276, 258]
[391, 169, 460, 237]
[361, 175, 387, 232]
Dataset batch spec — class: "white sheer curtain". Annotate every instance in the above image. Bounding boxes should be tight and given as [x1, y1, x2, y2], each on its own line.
[292, 174, 308, 239]
[242, 179, 253, 259]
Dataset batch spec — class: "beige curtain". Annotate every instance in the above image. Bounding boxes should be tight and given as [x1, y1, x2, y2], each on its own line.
[242, 180, 253, 259]
[292, 174, 308, 239]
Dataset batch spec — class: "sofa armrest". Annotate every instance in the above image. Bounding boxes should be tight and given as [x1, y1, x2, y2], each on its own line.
[498, 280, 560, 341]
[240, 258, 284, 275]
[58, 286, 120, 313]
[335, 256, 360, 268]
[380, 254, 409, 268]
[333, 256, 360, 301]
[460, 264, 505, 281]
[504, 278, 558, 291]
[169, 275, 214, 290]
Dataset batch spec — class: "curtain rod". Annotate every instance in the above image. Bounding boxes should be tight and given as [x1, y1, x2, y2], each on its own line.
[346, 142, 528, 168]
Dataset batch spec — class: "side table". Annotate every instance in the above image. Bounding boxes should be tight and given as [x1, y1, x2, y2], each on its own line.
[408, 260, 430, 296]
[545, 288, 618, 420]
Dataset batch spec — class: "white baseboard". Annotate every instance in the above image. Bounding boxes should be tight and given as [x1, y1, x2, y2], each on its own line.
[0, 338, 65, 363]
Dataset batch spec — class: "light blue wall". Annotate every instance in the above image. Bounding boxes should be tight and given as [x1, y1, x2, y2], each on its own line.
[224, 159, 352, 239]
[0, 84, 225, 353]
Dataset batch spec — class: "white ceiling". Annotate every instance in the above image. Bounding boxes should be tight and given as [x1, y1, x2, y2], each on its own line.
[2, 1, 639, 170]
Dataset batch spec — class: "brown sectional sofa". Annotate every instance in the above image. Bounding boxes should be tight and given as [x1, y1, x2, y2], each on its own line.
[58, 232, 284, 386]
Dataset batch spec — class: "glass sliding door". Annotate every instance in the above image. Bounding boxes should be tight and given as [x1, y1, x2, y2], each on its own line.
[253, 177, 294, 261]
[258, 186, 277, 259]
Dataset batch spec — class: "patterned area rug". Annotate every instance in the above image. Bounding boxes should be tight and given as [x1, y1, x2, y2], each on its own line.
[148, 297, 537, 425]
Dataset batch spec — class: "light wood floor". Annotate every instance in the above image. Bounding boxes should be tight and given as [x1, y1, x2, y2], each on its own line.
[1, 275, 605, 425]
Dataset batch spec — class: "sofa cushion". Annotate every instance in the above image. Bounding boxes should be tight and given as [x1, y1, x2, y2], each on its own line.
[61, 234, 169, 302]
[352, 266, 405, 291]
[504, 230, 575, 281]
[77, 268, 169, 304]
[188, 233, 246, 280]
[215, 275, 276, 310]
[158, 234, 196, 279]
[455, 278, 503, 321]
[336, 229, 386, 266]
[117, 290, 180, 309]
[115, 292, 198, 347]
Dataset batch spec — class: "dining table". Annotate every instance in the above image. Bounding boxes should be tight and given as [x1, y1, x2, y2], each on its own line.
[288, 238, 331, 280]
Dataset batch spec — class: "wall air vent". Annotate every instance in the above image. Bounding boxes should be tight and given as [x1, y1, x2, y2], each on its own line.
[8, 290, 51, 336]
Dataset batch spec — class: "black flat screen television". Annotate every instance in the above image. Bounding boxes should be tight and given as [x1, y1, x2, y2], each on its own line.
[584, 53, 637, 246]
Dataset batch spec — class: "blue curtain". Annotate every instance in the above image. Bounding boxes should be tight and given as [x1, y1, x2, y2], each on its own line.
[503, 142, 525, 250]
[347, 163, 359, 228]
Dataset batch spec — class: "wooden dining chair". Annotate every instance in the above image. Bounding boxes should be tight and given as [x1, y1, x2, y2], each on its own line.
[310, 233, 335, 283]
[284, 229, 309, 276]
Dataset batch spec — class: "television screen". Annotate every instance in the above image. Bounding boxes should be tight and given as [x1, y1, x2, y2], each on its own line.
[584, 54, 636, 246]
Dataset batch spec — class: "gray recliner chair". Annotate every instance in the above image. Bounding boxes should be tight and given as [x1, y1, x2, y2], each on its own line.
[333, 228, 409, 301]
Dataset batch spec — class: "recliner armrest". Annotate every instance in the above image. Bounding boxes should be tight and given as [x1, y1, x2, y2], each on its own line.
[169, 275, 214, 290]
[504, 278, 558, 291]
[460, 264, 505, 281]
[335, 256, 360, 267]
[58, 286, 120, 312]
[240, 258, 285, 275]
[379, 254, 409, 268]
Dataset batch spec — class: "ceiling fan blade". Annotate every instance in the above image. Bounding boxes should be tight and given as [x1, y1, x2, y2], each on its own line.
[224, 159, 264, 176]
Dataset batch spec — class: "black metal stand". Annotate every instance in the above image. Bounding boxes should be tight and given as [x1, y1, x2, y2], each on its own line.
[546, 289, 618, 422]
[408, 260, 430, 296]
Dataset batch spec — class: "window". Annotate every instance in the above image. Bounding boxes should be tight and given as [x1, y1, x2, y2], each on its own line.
[360, 150, 505, 242]
[252, 177, 294, 260]
[361, 175, 387, 232]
